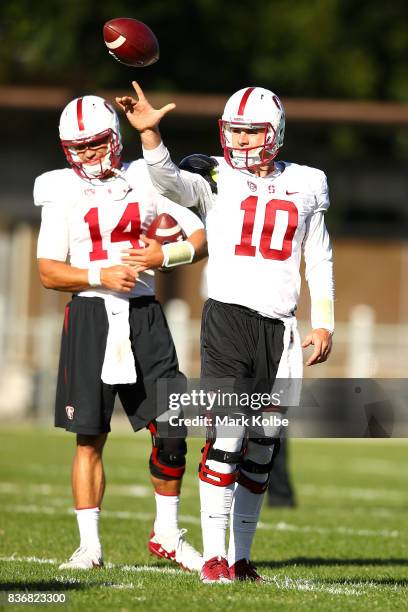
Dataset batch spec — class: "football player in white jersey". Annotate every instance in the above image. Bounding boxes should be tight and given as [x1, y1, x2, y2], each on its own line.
[34, 95, 207, 572]
[116, 83, 334, 582]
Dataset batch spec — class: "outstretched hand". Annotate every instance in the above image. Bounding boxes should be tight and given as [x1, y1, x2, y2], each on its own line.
[302, 329, 333, 366]
[115, 81, 176, 133]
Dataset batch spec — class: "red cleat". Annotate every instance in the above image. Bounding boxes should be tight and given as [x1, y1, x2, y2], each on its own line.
[200, 556, 231, 583]
[148, 530, 176, 562]
[148, 529, 203, 572]
[229, 558, 263, 582]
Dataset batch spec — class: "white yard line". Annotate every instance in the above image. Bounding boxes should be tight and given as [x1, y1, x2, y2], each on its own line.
[294, 439, 408, 447]
[0, 482, 54, 494]
[0, 556, 382, 596]
[2, 480, 406, 503]
[0, 555, 58, 564]
[1, 504, 400, 537]
[0, 482, 150, 498]
[0, 481, 194, 498]
[258, 520, 399, 538]
[300, 483, 408, 502]
[0, 555, 186, 575]
[297, 458, 403, 477]
[108, 564, 182, 575]
[266, 575, 367, 596]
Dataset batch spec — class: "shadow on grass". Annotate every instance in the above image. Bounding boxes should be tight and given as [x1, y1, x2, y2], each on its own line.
[257, 560, 408, 588]
[0, 582, 86, 591]
[257, 557, 408, 569]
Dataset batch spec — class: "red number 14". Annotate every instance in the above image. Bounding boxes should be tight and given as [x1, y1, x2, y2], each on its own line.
[84, 202, 141, 261]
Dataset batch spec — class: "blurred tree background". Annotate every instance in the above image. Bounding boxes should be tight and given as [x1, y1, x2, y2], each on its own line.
[1, 0, 407, 100]
[0, 0, 407, 235]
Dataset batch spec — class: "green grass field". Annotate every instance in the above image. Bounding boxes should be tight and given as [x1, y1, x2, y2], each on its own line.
[0, 426, 407, 611]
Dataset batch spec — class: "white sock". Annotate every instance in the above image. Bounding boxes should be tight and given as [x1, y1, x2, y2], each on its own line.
[199, 436, 244, 561]
[75, 507, 101, 554]
[153, 492, 180, 537]
[228, 440, 275, 565]
[200, 480, 235, 561]
[228, 483, 265, 565]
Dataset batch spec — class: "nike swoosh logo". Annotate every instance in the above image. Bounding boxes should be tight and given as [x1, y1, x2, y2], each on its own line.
[286, 190, 299, 195]
[112, 311, 121, 315]
[242, 520, 257, 524]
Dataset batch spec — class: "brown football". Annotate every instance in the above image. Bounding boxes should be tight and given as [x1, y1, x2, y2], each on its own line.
[145, 213, 186, 245]
[103, 18, 159, 67]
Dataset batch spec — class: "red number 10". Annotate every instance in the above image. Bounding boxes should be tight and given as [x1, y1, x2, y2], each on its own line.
[235, 196, 298, 261]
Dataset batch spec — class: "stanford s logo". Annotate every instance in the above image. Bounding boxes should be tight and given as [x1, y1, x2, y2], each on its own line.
[66, 405, 75, 420]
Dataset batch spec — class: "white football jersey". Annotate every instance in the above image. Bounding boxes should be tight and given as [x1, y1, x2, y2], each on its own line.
[144, 143, 333, 320]
[34, 160, 203, 299]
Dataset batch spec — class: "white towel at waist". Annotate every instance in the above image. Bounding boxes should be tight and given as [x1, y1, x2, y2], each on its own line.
[273, 317, 303, 407]
[276, 317, 303, 379]
[100, 295, 137, 385]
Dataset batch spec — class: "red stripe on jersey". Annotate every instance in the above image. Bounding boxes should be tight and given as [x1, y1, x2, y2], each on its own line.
[237, 87, 255, 115]
[76, 98, 85, 131]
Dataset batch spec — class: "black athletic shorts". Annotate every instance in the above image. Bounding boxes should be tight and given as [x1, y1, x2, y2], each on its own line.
[55, 295, 185, 435]
[200, 298, 285, 396]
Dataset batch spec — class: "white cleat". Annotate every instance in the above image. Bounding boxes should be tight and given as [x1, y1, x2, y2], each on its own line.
[148, 528, 203, 572]
[58, 547, 104, 570]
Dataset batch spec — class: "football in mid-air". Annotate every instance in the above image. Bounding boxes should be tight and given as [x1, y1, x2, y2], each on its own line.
[103, 18, 159, 67]
[145, 213, 186, 245]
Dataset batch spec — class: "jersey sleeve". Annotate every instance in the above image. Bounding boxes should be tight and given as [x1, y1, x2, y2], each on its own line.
[303, 212, 333, 298]
[313, 169, 330, 213]
[156, 196, 204, 236]
[143, 142, 214, 218]
[34, 173, 69, 261]
[303, 167, 333, 299]
[303, 206, 335, 331]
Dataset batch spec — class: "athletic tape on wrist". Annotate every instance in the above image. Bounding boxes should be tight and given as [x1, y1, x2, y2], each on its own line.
[162, 241, 195, 268]
[311, 297, 334, 332]
[88, 267, 101, 287]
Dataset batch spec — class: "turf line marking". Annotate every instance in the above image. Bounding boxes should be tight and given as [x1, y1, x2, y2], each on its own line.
[55, 576, 137, 588]
[295, 439, 408, 447]
[0, 556, 184, 575]
[0, 482, 152, 498]
[2, 504, 400, 538]
[258, 520, 400, 538]
[0, 557, 377, 596]
[108, 564, 183, 575]
[0, 555, 58, 564]
[267, 575, 366, 596]
[300, 484, 408, 502]
[3, 480, 405, 502]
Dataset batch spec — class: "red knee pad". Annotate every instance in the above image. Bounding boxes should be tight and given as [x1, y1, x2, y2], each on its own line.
[237, 471, 269, 494]
[148, 421, 186, 481]
[198, 440, 240, 487]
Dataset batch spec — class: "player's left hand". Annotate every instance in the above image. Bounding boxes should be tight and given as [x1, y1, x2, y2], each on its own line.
[121, 235, 164, 271]
[302, 329, 333, 366]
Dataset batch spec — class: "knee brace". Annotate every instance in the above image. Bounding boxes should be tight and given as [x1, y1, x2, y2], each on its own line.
[148, 421, 187, 481]
[238, 437, 281, 494]
[198, 433, 246, 487]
